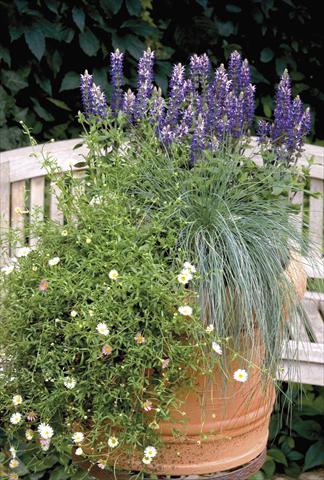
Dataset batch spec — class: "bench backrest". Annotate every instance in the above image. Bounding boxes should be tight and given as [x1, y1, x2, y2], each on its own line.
[0, 139, 323, 271]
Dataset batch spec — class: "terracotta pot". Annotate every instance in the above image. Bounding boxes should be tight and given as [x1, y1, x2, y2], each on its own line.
[81, 257, 306, 476]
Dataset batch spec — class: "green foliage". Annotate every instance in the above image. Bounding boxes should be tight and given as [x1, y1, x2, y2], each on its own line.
[255, 385, 324, 478]
[0, 114, 311, 474]
[0, 0, 323, 150]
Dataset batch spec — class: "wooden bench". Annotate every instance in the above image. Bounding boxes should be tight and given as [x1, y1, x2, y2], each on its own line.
[0, 139, 323, 385]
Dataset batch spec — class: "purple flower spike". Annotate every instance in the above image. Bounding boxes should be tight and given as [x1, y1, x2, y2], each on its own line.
[150, 87, 165, 127]
[190, 53, 210, 91]
[272, 69, 291, 142]
[165, 63, 186, 127]
[90, 83, 107, 118]
[190, 114, 206, 164]
[228, 51, 242, 94]
[240, 59, 251, 90]
[242, 83, 255, 128]
[80, 70, 94, 118]
[110, 49, 124, 114]
[123, 89, 136, 119]
[135, 48, 155, 120]
[160, 124, 175, 145]
[226, 91, 244, 138]
[207, 64, 230, 133]
[257, 120, 271, 143]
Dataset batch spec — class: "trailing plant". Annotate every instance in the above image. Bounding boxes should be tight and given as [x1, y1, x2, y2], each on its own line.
[0, 50, 313, 476]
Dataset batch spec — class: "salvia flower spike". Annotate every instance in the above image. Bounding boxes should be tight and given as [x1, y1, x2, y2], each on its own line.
[80, 50, 311, 162]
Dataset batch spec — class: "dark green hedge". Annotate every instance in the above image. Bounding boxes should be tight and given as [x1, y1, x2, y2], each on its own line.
[0, 0, 323, 151]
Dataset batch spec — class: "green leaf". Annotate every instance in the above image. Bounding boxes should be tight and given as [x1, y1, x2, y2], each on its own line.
[249, 472, 264, 480]
[25, 29, 46, 60]
[267, 448, 288, 466]
[275, 58, 286, 76]
[47, 97, 72, 111]
[32, 98, 55, 121]
[0, 45, 11, 67]
[46, 0, 59, 14]
[286, 450, 304, 461]
[47, 50, 62, 77]
[1, 70, 28, 94]
[126, 35, 146, 59]
[260, 48, 274, 63]
[217, 21, 234, 37]
[284, 462, 302, 477]
[72, 6, 86, 32]
[304, 440, 324, 471]
[196, 0, 208, 7]
[10, 26, 24, 41]
[261, 459, 276, 478]
[261, 95, 273, 118]
[29, 454, 58, 473]
[60, 71, 80, 92]
[121, 19, 156, 36]
[126, 0, 141, 16]
[293, 419, 321, 440]
[39, 77, 53, 96]
[49, 466, 70, 480]
[79, 29, 100, 56]
[99, 0, 123, 15]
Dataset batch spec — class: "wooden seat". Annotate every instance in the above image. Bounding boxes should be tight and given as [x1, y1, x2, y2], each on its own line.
[1, 139, 323, 385]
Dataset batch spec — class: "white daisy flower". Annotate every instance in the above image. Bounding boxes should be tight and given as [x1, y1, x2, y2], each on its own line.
[142, 456, 152, 465]
[37, 423, 54, 439]
[10, 413, 22, 425]
[233, 369, 249, 383]
[12, 395, 23, 406]
[108, 269, 119, 280]
[70, 310, 78, 317]
[1, 265, 15, 275]
[108, 436, 119, 448]
[72, 432, 84, 444]
[177, 271, 193, 285]
[178, 306, 193, 316]
[25, 429, 34, 440]
[96, 322, 109, 336]
[16, 247, 32, 257]
[206, 324, 214, 333]
[183, 262, 196, 273]
[9, 459, 19, 469]
[61, 230, 68, 237]
[64, 377, 76, 389]
[144, 446, 157, 458]
[212, 342, 222, 355]
[85, 238, 92, 244]
[75, 447, 84, 456]
[48, 257, 60, 266]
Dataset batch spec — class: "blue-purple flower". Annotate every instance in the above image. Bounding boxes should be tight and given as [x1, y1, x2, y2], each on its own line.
[110, 49, 124, 114]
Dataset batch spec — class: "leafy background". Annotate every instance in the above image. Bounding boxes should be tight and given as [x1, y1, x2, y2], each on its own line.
[0, 0, 323, 151]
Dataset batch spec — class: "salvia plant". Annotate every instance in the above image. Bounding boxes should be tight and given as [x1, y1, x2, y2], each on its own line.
[81, 49, 310, 164]
[0, 50, 313, 477]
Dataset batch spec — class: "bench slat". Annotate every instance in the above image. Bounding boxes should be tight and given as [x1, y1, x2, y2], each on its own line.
[29, 176, 45, 246]
[302, 298, 324, 343]
[50, 181, 64, 225]
[309, 177, 324, 258]
[0, 160, 10, 265]
[11, 181, 26, 256]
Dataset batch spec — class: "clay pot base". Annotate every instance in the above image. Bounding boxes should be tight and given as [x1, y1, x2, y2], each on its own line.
[73, 448, 266, 480]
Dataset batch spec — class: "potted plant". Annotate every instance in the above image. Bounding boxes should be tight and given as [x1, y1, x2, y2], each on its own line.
[0, 50, 311, 479]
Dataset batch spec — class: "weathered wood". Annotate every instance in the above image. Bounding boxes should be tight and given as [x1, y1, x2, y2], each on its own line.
[288, 311, 310, 342]
[290, 190, 304, 233]
[302, 299, 324, 343]
[29, 176, 45, 246]
[49, 180, 64, 225]
[280, 341, 324, 386]
[0, 160, 10, 265]
[309, 177, 324, 258]
[10, 180, 26, 256]
[0, 139, 87, 182]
